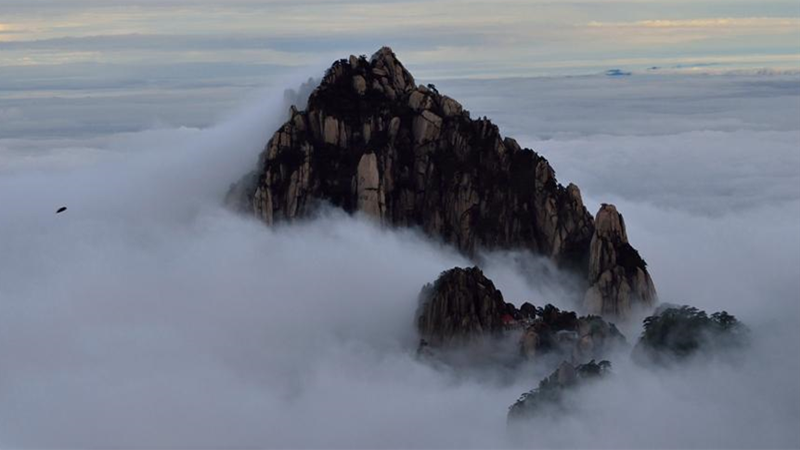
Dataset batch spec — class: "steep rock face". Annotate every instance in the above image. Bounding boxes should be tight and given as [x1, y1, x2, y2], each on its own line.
[228, 47, 657, 318]
[227, 47, 593, 263]
[584, 204, 657, 318]
[416, 266, 507, 345]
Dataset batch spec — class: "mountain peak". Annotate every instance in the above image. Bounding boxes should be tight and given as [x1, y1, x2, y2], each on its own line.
[370, 46, 395, 61]
[310, 46, 416, 114]
[226, 47, 656, 319]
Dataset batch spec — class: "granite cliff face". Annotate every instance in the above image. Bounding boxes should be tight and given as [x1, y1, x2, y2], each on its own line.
[228, 47, 593, 262]
[585, 204, 657, 318]
[228, 47, 655, 318]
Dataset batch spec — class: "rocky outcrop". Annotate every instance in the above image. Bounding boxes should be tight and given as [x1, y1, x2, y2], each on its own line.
[227, 47, 657, 319]
[227, 47, 594, 264]
[416, 268, 626, 367]
[518, 304, 626, 364]
[416, 267, 507, 346]
[508, 359, 612, 421]
[584, 204, 657, 318]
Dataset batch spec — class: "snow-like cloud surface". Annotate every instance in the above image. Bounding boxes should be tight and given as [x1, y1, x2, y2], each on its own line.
[0, 73, 798, 447]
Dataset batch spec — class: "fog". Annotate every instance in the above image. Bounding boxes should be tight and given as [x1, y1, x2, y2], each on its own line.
[0, 73, 798, 448]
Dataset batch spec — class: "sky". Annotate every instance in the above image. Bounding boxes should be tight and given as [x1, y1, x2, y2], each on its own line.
[2, 0, 799, 140]
[1, 0, 799, 77]
[0, 0, 799, 448]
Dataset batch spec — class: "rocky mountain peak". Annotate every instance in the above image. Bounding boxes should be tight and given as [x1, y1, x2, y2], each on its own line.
[585, 204, 656, 318]
[416, 266, 507, 346]
[226, 47, 657, 319]
[593, 204, 627, 243]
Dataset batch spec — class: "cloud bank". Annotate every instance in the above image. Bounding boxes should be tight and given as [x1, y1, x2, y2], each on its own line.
[0, 73, 798, 448]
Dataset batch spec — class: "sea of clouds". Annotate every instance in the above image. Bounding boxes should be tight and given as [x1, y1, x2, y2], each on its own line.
[0, 71, 798, 448]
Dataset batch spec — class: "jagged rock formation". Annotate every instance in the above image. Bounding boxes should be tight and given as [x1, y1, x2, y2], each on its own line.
[228, 47, 656, 318]
[416, 268, 626, 368]
[508, 360, 612, 421]
[519, 304, 626, 364]
[584, 204, 656, 318]
[632, 305, 748, 366]
[227, 47, 593, 261]
[416, 267, 507, 346]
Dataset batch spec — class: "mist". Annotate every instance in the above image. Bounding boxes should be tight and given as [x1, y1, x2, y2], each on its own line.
[1, 72, 798, 448]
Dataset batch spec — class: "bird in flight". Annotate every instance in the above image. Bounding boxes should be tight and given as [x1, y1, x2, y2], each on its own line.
[56, 206, 67, 214]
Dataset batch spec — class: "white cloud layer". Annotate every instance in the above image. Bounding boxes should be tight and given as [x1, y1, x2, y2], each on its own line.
[0, 72, 798, 448]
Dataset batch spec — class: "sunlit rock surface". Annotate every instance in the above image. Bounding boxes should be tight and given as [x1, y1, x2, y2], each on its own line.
[585, 204, 656, 318]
